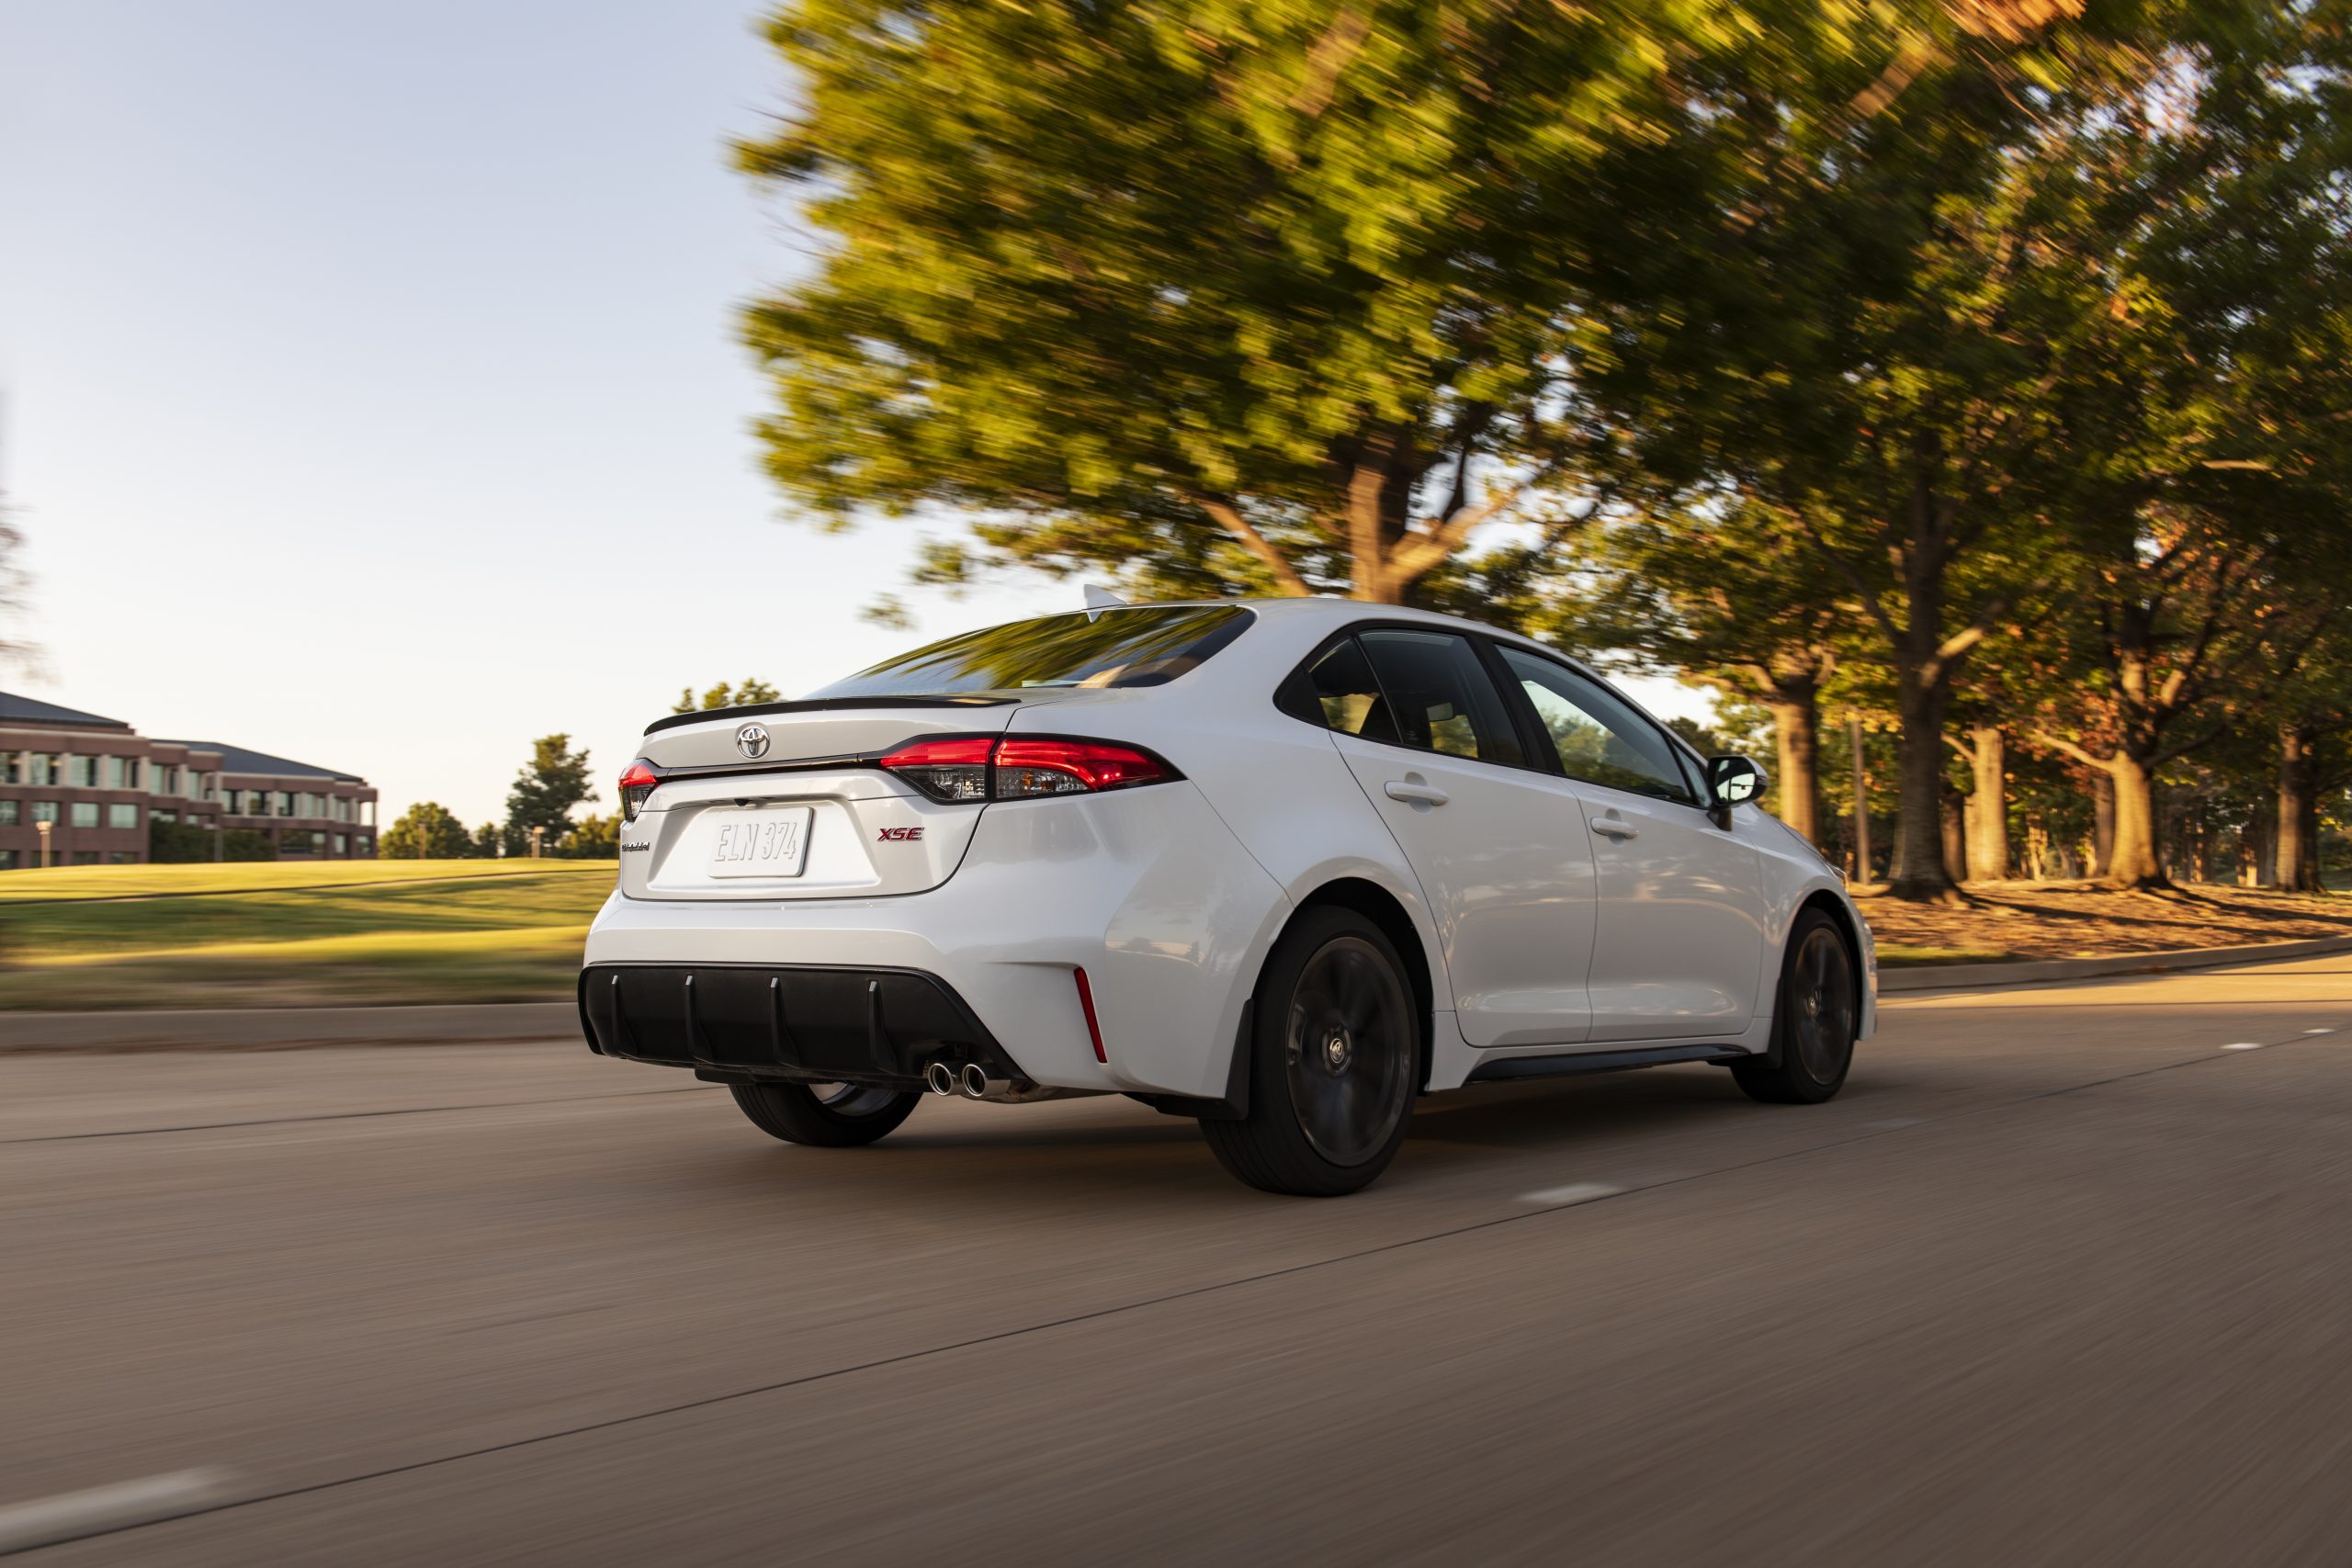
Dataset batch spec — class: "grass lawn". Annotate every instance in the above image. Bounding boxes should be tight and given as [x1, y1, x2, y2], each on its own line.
[1864, 882, 2352, 966]
[1, 860, 615, 1010]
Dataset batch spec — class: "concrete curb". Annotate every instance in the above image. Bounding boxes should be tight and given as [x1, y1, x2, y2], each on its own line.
[1877, 932, 2352, 994]
[4, 931, 2350, 1049]
[0, 1002, 578, 1052]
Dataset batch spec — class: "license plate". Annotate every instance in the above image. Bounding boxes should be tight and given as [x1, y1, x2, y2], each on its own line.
[707, 806, 814, 877]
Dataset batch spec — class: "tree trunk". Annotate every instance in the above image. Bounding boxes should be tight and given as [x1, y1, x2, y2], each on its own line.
[1963, 725, 2009, 880]
[1765, 694, 1823, 848]
[1888, 673, 1958, 900]
[1940, 786, 1967, 885]
[2090, 771, 2116, 879]
[2104, 754, 2166, 889]
[2278, 723, 2322, 894]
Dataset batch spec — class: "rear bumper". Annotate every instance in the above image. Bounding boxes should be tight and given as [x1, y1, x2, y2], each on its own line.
[581, 781, 1292, 1099]
[579, 962, 1021, 1089]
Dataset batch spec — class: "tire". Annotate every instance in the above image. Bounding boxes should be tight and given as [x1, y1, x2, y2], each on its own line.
[730, 1081, 922, 1147]
[1202, 907, 1420, 1196]
[1732, 908, 1860, 1105]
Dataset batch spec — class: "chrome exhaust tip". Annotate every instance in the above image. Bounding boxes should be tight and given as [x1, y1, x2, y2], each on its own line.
[924, 1061, 958, 1097]
[959, 1063, 999, 1100]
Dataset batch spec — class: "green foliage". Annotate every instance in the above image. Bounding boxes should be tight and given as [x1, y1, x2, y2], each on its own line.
[740, 0, 2072, 605]
[469, 821, 503, 860]
[503, 734, 595, 856]
[562, 814, 620, 858]
[148, 820, 216, 864]
[220, 829, 277, 863]
[672, 679, 783, 713]
[380, 801, 474, 860]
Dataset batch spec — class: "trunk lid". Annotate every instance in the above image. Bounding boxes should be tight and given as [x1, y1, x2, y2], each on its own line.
[620, 698, 1023, 902]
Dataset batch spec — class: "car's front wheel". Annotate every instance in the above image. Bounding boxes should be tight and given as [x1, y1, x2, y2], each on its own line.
[1731, 908, 1859, 1105]
[1202, 908, 1419, 1196]
[730, 1081, 922, 1147]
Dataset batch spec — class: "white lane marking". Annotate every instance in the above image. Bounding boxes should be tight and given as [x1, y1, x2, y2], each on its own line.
[2222, 1043, 2265, 1051]
[1868, 1117, 1925, 1130]
[0, 1469, 232, 1554]
[1519, 1182, 1623, 1207]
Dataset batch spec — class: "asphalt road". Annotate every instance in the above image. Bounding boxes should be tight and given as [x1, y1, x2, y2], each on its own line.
[6, 957, 2352, 1564]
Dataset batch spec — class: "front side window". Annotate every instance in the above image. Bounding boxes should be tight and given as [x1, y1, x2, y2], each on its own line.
[809, 605, 1252, 699]
[1498, 648, 1693, 803]
[1352, 630, 1524, 766]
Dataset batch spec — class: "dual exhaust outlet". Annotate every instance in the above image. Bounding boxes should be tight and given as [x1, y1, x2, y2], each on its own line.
[926, 1060, 1008, 1100]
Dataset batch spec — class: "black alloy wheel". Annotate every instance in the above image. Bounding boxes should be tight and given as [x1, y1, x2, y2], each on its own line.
[1732, 908, 1859, 1105]
[731, 1080, 922, 1146]
[1203, 907, 1420, 1196]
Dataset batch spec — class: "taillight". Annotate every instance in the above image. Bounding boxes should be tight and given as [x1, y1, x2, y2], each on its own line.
[876, 737, 994, 803]
[994, 738, 1172, 796]
[877, 735, 1180, 803]
[618, 760, 659, 822]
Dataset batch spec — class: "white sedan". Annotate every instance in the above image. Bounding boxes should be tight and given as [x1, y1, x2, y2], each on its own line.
[581, 598, 1874, 1195]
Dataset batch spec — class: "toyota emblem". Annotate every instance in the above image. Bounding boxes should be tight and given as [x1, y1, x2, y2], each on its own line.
[735, 723, 771, 760]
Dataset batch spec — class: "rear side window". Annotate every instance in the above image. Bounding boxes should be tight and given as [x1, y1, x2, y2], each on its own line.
[808, 605, 1251, 699]
[1351, 630, 1524, 766]
[1285, 637, 1401, 745]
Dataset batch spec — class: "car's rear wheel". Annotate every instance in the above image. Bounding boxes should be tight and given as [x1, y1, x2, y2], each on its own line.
[730, 1081, 921, 1146]
[1732, 908, 1859, 1105]
[1202, 908, 1419, 1196]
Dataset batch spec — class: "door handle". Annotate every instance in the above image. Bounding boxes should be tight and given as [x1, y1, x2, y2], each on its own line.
[1591, 818, 1637, 840]
[1384, 780, 1450, 807]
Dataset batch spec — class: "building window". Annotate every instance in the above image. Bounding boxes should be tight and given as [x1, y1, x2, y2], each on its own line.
[28, 753, 56, 785]
[70, 802, 100, 828]
[152, 808, 178, 826]
[107, 804, 139, 829]
[153, 764, 178, 795]
[105, 757, 127, 788]
[278, 792, 296, 817]
[186, 771, 204, 800]
[72, 850, 102, 866]
[31, 801, 59, 824]
[3, 755, 18, 784]
[107, 851, 140, 864]
[66, 755, 96, 787]
[333, 832, 349, 854]
[0, 849, 17, 870]
[280, 829, 318, 855]
[0, 801, 16, 827]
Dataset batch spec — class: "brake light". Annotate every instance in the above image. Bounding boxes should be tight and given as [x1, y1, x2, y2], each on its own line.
[993, 738, 1171, 796]
[876, 737, 994, 802]
[877, 735, 1180, 803]
[618, 760, 660, 822]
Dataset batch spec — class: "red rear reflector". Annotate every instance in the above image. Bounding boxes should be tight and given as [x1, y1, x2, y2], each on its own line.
[1074, 966, 1107, 1063]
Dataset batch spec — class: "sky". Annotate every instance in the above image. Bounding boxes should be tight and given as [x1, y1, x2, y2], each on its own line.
[0, 2, 1700, 830]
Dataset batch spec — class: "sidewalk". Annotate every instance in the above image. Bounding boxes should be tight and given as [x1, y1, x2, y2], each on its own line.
[9, 930, 2352, 1051]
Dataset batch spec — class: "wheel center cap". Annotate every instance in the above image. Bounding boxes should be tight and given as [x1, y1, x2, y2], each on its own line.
[1323, 1027, 1352, 1072]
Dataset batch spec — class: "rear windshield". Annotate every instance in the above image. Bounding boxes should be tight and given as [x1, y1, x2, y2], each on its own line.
[808, 605, 1254, 699]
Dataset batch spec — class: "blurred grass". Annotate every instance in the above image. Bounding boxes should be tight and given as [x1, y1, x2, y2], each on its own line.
[1876, 945, 2012, 968]
[1, 861, 614, 1010]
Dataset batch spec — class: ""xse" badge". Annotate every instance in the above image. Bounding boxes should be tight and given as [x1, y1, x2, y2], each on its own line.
[876, 826, 925, 842]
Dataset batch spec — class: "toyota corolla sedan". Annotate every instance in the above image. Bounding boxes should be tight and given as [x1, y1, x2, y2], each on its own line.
[580, 598, 1874, 1195]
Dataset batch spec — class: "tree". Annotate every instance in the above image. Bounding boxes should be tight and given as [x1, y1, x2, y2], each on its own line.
[564, 814, 621, 858]
[1555, 510, 1848, 846]
[380, 801, 472, 860]
[672, 679, 781, 714]
[738, 1, 2075, 610]
[503, 735, 595, 856]
[469, 821, 503, 860]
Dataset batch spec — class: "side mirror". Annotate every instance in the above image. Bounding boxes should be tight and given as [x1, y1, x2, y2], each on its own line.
[1706, 755, 1767, 819]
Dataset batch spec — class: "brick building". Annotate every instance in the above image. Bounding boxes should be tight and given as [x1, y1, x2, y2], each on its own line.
[0, 692, 378, 870]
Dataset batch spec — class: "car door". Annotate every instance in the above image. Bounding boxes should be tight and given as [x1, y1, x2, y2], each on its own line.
[1493, 646, 1766, 1042]
[1295, 628, 1599, 1048]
